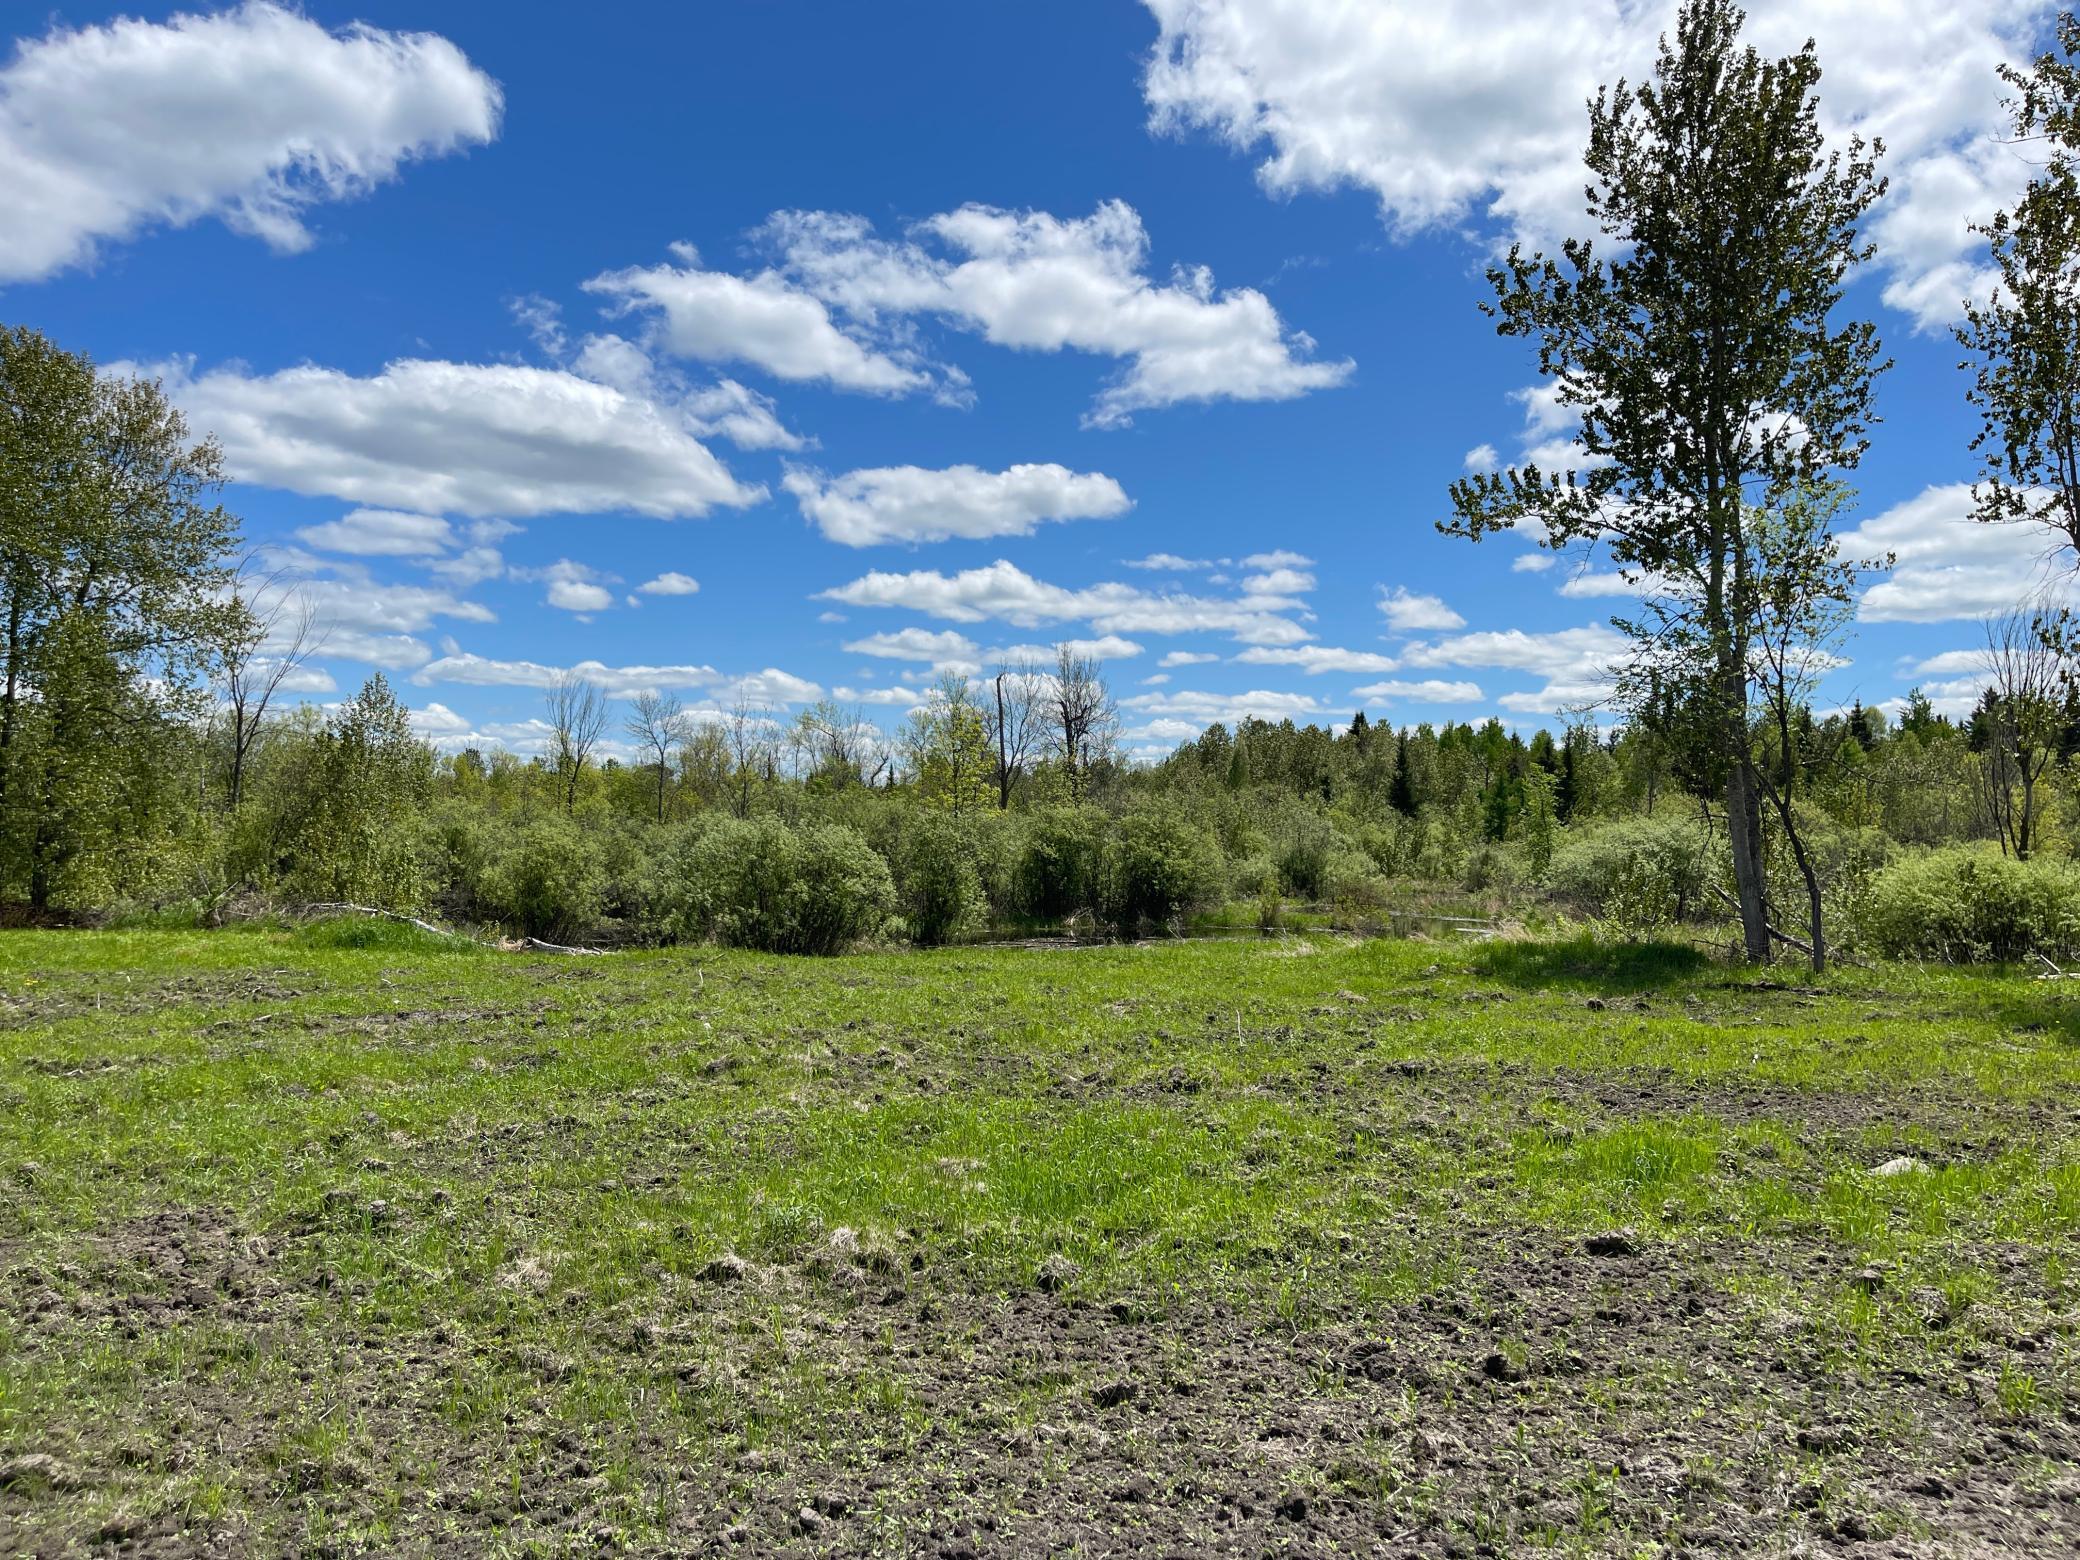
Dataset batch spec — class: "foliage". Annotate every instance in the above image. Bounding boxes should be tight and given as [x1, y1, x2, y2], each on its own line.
[475, 813, 611, 939]
[1099, 809, 1223, 930]
[650, 816, 895, 954]
[895, 810, 989, 947]
[1547, 816, 1713, 935]
[1863, 846, 2080, 964]
[1444, 0, 1886, 962]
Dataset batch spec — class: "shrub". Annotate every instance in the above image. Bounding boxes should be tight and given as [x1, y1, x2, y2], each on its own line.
[1863, 847, 2080, 964]
[897, 812, 989, 946]
[1273, 809, 1340, 899]
[1323, 850, 1392, 913]
[1015, 805, 1105, 920]
[1547, 816, 1712, 933]
[649, 817, 894, 954]
[476, 814, 609, 939]
[1100, 810, 1222, 930]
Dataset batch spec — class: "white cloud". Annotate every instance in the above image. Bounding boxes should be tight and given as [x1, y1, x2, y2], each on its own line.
[585, 247, 930, 393]
[723, 668, 824, 706]
[0, 1, 500, 283]
[1843, 483, 2075, 622]
[151, 356, 762, 519]
[1512, 553, 1556, 573]
[992, 635, 1147, 662]
[784, 462, 1131, 546]
[818, 558, 1313, 645]
[1160, 650, 1221, 667]
[1121, 686, 1332, 724]
[1463, 443, 1500, 474]
[832, 685, 931, 709]
[1241, 549, 1314, 569]
[844, 627, 981, 663]
[1139, 0, 2042, 331]
[1240, 565, 1316, 596]
[412, 653, 721, 698]
[761, 201, 1353, 425]
[1141, 672, 1172, 686]
[1902, 647, 1989, 678]
[1399, 623, 1629, 674]
[1351, 678, 1484, 703]
[637, 571, 701, 596]
[295, 508, 453, 557]
[409, 702, 474, 738]
[1377, 586, 1466, 632]
[1397, 622, 1630, 713]
[1234, 644, 1397, 674]
[512, 558, 618, 615]
[1124, 552, 1213, 570]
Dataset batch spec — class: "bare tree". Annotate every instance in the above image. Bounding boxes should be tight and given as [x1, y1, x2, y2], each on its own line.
[1977, 603, 2064, 859]
[217, 569, 322, 811]
[986, 655, 1046, 809]
[625, 690, 690, 823]
[794, 698, 887, 787]
[723, 699, 775, 817]
[546, 672, 608, 815]
[1049, 646, 1117, 798]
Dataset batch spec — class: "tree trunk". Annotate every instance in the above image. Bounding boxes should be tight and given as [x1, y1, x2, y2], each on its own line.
[1725, 756, 1771, 962]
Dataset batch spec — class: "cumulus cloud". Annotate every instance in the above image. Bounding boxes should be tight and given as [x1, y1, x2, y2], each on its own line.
[636, 571, 700, 596]
[1, 1, 501, 283]
[1377, 586, 1466, 632]
[784, 462, 1131, 546]
[1234, 644, 1398, 674]
[1843, 483, 2075, 622]
[1125, 552, 1214, 570]
[1351, 678, 1485, 703]
[1121, 686, 1333, 725]
[1160, 650, 1221, 667]
[757, 201, 1352, 425]
[818, 558, 1313, 645]
[1397, 622, 1631, 713]
[585, 245, 931, 393]
[518, 559, 616, 614]
[412, 653, 726, 699]
[151, 356, 763, 520]
[1140, 0, 2043, 330]
[1463, 443, 1500, 474]
[843, 627, 981, 663]
[295, 508, 453, 557]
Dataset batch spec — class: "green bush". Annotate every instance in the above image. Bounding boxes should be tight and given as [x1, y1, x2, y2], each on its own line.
[1547, 816, 1712, 933]
[1863, 847, 2080, 963]
[649, 816, 894, 954]
[477, 814, 610, 939]
[1015, 805, 1105, 919]
[1100, 810, 1222, 930]
[897, 812, 989, 946]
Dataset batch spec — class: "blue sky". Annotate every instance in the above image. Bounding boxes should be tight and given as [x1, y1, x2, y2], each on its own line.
[4, 1, 2062, 759]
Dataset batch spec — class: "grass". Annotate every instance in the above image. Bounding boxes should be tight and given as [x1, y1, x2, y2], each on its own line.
[0, 920, 2077, 1554]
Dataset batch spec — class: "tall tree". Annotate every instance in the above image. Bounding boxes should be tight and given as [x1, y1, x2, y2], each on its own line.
[1049, 645, 1116, 799]
[1960, 13, 2080, 556]
[985, 656, 1045, 809]
[545, 673, 608, 815]
[908, 673, 995, 818]
[625, 689, 690, 823]
[0, 327, 247, 907]
[216, 569, 321, 813]
[1444, 0, 1887, 961]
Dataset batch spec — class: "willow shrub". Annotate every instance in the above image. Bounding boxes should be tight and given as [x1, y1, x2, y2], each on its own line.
[1863, 846, 2080, 964]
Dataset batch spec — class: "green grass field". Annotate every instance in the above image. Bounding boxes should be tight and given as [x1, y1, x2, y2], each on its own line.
[2, 923, 2077, 1556]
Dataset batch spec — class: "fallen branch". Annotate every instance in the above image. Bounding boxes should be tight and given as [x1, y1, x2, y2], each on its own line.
[518, 936, 607, 956]
[296, 902, 480, 942]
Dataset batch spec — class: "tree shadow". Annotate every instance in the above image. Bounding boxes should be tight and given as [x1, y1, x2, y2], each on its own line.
[1470, 935, 1711, 993]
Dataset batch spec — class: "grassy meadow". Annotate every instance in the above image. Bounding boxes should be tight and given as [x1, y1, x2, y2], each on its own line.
[1, 922, 2077, 1556]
